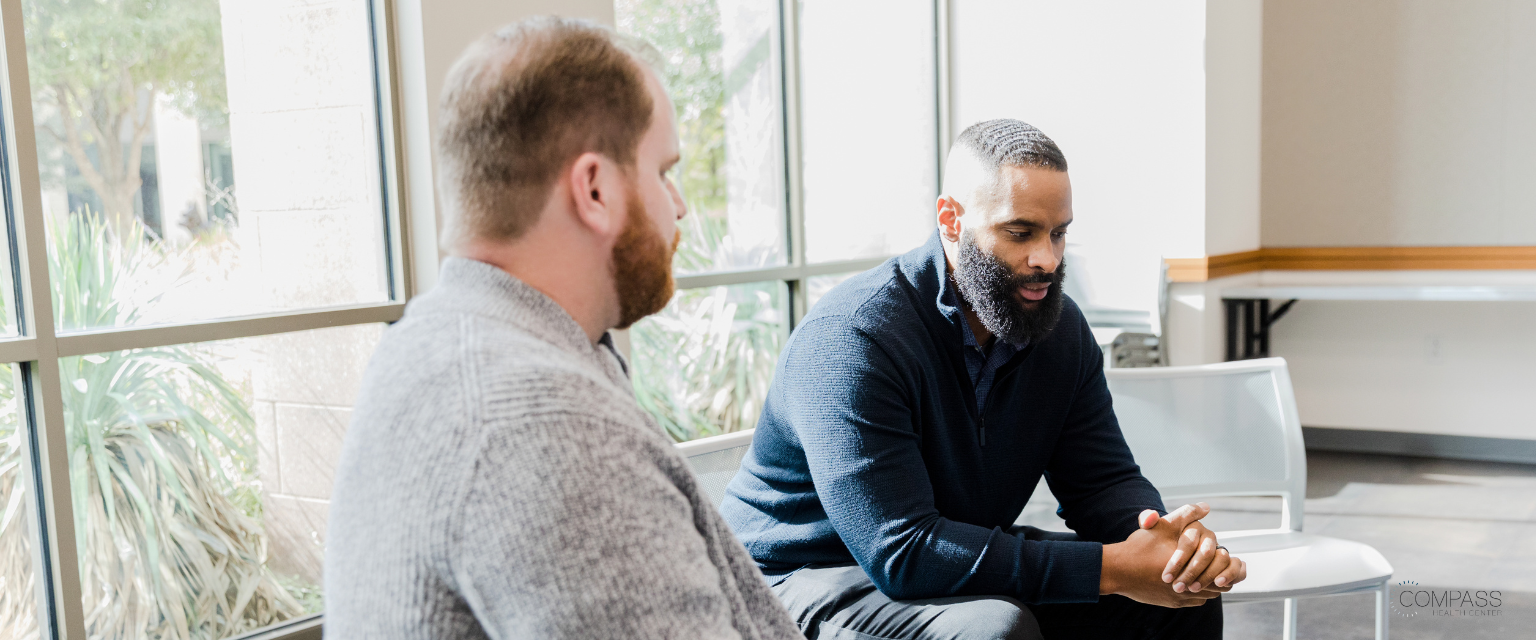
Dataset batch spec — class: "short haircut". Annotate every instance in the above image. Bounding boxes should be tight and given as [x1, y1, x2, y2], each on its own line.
[436, 17, 655, 249]
[955, 119, 1068, 173]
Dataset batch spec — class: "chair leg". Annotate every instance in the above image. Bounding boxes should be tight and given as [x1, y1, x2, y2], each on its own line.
[1375, 583, 1390, 640]
[1282, 597, 1298, 640]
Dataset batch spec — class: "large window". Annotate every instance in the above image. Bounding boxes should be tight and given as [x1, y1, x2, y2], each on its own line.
[0, 0, 404, 638]
[619, 0, 943, 442]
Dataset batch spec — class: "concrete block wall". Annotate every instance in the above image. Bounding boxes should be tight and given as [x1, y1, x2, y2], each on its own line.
[250, 324, 382, 582]
[219, 0, 391, 584]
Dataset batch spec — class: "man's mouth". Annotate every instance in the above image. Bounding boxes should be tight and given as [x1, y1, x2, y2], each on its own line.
[1017, 282, 1051, 302]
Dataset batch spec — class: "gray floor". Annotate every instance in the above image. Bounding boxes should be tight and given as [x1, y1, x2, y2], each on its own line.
[1016, 450, 1536, 639]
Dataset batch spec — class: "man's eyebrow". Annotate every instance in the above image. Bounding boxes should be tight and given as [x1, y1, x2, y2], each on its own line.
[1000, 218, 1073, 230]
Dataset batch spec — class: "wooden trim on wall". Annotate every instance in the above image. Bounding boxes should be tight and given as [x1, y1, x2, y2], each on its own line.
[1164, 246, 1536, 282]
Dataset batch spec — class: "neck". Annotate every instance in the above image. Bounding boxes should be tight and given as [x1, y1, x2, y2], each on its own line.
[459, 231, 617, 344]
[962, 304, 995, 348]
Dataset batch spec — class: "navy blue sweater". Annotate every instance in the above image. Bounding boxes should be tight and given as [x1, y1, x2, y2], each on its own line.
[719, 231, 1165, 605]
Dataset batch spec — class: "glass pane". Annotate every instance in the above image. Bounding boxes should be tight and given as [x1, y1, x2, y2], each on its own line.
[618, 0, 789, 274]
[631, 282, 788, 442]
[0, 364, 42, 639]
[24, 0, 389, 330]
[61, 323, 382, 638]
[800, 0, 938, 263]
[0, 209, 16, 339]
[806, 272, 859, 311]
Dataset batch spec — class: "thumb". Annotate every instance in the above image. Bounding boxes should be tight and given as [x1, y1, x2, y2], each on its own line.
[1138, 509, 1160, 529]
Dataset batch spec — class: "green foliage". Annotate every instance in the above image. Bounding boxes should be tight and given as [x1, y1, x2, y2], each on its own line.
[0, 366, 37, 638]
[0, 213, 304, 639]
[23, 0, 227, 232]
[631, 283, 784, 442]
[617, 0, 727, 218]
[619, 0, 788, 441]
[24, 0, 227, 118]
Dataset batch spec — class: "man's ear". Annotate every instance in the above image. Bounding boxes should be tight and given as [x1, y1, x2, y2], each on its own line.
[937, 195, 964, 243]
[567, 151, 624, 237]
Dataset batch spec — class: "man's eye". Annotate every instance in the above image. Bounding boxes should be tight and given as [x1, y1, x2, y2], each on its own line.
[1008, 231, 1030, 239]
[1052, 231, 1067, 240]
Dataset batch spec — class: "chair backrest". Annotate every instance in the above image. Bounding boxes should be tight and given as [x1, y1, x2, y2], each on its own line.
[1105, 357, 1307, 531]
[675, 429, 756, 509]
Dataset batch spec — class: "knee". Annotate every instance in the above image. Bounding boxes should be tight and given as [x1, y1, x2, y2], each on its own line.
[935, 597, 1042, 640]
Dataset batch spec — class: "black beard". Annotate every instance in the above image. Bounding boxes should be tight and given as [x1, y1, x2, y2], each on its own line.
[953, 231, 1066, 345]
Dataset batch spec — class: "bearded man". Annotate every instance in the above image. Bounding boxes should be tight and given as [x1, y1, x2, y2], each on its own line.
[719, 119, 1245, 640]
[325, 17, 801, 639]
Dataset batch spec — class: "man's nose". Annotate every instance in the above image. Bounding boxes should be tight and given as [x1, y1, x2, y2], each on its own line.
[1027, 243, 1058, 272]
[672, 183, 688, 221]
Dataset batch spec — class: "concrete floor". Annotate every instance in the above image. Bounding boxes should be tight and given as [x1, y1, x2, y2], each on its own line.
[1016, 450, 1536, 639]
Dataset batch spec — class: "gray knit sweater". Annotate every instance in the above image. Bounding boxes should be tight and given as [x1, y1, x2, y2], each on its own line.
[324, 258, 802, 640]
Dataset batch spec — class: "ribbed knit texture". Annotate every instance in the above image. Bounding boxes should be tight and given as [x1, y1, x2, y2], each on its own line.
[324, 258, 803, 639]
[720, 231, 1166, 605]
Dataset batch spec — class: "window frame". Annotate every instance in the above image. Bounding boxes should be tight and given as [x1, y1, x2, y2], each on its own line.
[0, 0, 954, 636]
[665, 0, 951, 329]
[0, 0, 419, 638]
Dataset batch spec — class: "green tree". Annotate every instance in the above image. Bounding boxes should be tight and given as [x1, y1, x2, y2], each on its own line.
[23, 0, 226, 235]
[618, 0, 788, 442]
[616, 0, 728, 229]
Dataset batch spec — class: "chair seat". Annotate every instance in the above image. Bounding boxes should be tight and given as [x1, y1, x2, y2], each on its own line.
[1216, 529, 1393, 602]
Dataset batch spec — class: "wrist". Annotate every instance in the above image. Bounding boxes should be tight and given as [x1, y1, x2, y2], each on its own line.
[1099, 542, 1122, 595]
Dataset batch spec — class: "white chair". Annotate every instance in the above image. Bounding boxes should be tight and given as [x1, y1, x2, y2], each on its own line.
[676, 429, 756, 508]
[1106, 357, 1393, 640]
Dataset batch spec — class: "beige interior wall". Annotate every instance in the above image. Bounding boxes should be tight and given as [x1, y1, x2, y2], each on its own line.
[951, 0, 1208, 329]
[1260, 0, 1536, 441]
[1205, 0, 1264, 257]
[395, 0, 615, 294]
[1262, 0, 1536, 247]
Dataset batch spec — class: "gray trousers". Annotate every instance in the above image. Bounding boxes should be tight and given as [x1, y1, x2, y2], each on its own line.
[770, 564, 1223, 640]
[771, 564, 1041, 640]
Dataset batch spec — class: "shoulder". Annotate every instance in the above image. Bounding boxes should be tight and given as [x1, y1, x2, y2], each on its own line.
[799, 259, 929, 343]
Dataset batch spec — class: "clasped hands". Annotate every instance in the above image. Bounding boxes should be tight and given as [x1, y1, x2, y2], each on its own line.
[1099, 502, 1248, 608]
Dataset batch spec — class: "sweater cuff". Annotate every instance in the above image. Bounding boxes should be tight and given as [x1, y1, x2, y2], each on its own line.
[1037, 540, 1104, 604]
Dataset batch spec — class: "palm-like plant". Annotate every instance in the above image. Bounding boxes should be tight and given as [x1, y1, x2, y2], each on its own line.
[0, 212, 302, 639]
[631, 276, 784, 443]
[0, 373, 37, 638]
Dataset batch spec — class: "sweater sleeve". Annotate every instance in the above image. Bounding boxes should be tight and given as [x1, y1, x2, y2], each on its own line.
[447, 409, 747, 640]
[1043, 314, 1167, 544]
[781, 318, 1104, 605]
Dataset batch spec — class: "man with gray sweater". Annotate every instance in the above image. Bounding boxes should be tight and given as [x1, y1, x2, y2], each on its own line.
[324, 17, 802, 639]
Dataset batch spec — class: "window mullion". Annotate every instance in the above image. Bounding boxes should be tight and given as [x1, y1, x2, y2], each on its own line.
[779, 0, 806, 271]
[388, 0, 443, 297]
[0, 0, 86, 636]
[52, 302, 405, 358]
[368, 0, 413, 303]
[935, 0, 953, 182]
[779, 0, 807, 327]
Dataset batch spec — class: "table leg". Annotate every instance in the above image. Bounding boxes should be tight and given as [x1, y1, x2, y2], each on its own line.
[1225, 300, 1239, 361]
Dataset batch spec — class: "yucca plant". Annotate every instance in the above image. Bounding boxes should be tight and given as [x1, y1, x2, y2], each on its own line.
[0, 211, 302, 639]
[631, 271, 784, 443]
[0, 371, 37, 639]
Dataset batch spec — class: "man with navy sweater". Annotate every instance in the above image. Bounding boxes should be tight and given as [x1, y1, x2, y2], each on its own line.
[720, 119, 1246, 639]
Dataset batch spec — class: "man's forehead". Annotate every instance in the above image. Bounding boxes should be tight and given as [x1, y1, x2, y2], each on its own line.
[981, 165, 1072, 222]
[636, 64, 679, 155]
